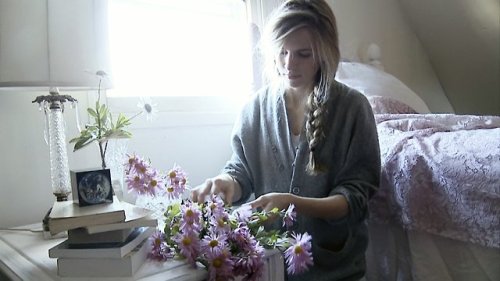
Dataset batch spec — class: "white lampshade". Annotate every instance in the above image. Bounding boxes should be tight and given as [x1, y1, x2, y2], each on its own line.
[0, 0, 112, 90]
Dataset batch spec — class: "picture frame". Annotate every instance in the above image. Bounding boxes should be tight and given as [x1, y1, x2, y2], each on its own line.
[70, 168, 113, 207]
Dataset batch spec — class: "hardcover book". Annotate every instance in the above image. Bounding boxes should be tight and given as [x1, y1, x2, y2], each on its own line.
[67, 227, 135, 245]
[57, 238, 150, 277]
[84, 201, 157, 234]
[49, 226, 155, 259]
[48, 196, 126, 234]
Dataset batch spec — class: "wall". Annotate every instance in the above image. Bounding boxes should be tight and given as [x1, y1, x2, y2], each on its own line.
[330, 0, 454, 113]
[0, 90, 100, 227]
[398, 0, 500, 115]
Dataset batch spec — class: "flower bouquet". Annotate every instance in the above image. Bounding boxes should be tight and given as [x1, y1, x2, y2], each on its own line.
[125, 154, 313, 281]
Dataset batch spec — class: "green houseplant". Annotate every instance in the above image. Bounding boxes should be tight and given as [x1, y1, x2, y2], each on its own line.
[69, 71, 133, 169]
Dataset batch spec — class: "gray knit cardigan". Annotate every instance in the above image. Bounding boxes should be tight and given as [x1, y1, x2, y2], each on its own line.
[222, 81, 380, 281]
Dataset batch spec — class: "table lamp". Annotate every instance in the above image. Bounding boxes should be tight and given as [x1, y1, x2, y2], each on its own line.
[32, 88, 78, 201]
[0, 0, 112, 202]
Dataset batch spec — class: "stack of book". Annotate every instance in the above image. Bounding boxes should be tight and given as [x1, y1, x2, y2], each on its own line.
[47, 197, 158, 277]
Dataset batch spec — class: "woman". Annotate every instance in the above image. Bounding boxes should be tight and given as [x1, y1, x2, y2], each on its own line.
[192, 0, 380, 280]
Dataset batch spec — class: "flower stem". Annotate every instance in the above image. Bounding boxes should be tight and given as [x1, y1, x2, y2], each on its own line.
[97, 78, 106, 169]
[99, 141, 106, 169]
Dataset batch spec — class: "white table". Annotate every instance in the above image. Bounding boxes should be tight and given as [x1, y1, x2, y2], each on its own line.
[0, 224, 285, 281]
[0, 223, 207, 281]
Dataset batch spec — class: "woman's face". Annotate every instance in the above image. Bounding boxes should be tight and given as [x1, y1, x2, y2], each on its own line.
[276, 27, 319, 93]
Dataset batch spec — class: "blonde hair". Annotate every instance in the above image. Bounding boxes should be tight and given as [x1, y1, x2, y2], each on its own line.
[261, 0, 340, 174]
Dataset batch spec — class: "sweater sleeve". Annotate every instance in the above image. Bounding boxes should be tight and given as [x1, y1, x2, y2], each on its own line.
[330, 93, 381, 224]
[221, 95, 260, 205]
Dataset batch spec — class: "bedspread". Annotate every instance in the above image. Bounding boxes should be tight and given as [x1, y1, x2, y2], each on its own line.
[369, 114, 500, 248]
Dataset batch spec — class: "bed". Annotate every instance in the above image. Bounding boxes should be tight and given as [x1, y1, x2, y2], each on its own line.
[336, 62, 500, 281]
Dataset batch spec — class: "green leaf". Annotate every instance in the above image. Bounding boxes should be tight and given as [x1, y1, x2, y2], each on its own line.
[72, 135, 97, 151]
[109, 114, 115, 128]
[115, 113, 131, 129]
[99, 107, 108, 124]
[87, 108, 97, 118]
[72, 96, 135, 158]
[101, 129, 132, 140]
[69, 128, 93, 143]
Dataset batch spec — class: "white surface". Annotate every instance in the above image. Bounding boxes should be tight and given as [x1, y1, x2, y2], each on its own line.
[0, 223, 284, 281]
[0, 224, 207, 281]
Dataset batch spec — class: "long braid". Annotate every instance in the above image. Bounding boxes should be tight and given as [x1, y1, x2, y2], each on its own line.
[306, 88, 327, 175]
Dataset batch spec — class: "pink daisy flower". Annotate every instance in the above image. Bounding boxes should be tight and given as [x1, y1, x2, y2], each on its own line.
[125, 154, 149, 175]
[201, 231, 228, 255]
[165, 164, 188, 199]
[180, 202, 202, 234]
[205, 196, 231, 235]
[209, 212, 231, 235]
[229, 225, 254, 251]
[284, 232, 314, 275]
[174, 232, 201, 266]
[126, 174, 145, 193]
[283, 204, 296, 228]
[233, 204, 252, 224]
[125, 154, 164, 196]
[165, 184, 181, 200]
[231, 242, 265, 281]
[206, 249, 234, 281]
[205, 194, 226, 217]
[148, 230, 173, 261]
[144, 169, 164, 196]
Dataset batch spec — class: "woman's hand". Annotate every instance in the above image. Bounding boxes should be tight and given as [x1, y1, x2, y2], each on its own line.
[249, 193, 350, 221]
[248, 192, 293, 212]
[191, 173, 241, 205]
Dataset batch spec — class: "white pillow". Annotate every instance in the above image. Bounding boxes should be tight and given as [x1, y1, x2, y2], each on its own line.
[336, 62, 431, 113]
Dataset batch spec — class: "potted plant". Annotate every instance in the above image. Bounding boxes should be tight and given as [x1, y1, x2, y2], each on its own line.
[70, 71, 133, 170]
[69, 71, 134, 206]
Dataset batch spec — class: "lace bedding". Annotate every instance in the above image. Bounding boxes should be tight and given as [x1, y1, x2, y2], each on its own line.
[369, 113, 500, 249]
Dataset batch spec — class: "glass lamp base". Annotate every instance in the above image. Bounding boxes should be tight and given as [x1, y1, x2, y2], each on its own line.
[54, 192, 70, 202]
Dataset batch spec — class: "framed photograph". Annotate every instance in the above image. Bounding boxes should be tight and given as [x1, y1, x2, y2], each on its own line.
[71, 168, 113, 207]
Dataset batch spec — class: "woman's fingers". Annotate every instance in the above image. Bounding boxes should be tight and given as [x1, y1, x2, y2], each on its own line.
[249, 195, 268, 210]
[191, 174, 237, 204]
[249, 193, 291, 211]
[191, 179, 212, 202]
[192, 177, 232, 203]
[212, 177, 234, 205]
